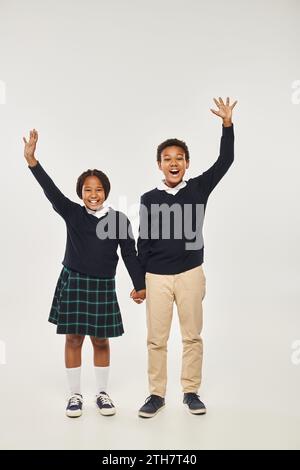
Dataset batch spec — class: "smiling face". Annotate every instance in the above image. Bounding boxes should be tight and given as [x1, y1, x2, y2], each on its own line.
[82, 175, 106, 211]
[158, 145, 189, 188]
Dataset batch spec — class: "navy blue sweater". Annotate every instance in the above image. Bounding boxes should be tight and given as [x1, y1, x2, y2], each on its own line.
[137, 124, 234, 275]
[29, 162, 145, 291]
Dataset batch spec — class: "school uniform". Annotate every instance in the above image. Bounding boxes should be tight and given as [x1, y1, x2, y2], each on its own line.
[29, 162, 145, 339]
[137, 124, 234, 396]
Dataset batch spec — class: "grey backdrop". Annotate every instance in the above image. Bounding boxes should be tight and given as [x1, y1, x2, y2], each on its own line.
[0, 0, 299, 450]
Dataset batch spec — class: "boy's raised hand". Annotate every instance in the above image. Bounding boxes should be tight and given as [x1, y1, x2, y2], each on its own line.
[23, 129, 38, 166]
[210, 97, 237, 126]
[130, 288, 146, 304]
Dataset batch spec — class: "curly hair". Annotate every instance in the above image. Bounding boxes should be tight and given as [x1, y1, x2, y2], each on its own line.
[76, 169, 111, 200]
[156, 138, 190, 162]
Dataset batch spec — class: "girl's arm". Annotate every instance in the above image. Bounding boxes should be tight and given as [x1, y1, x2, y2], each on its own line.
[23, 129, 75, 219]
[117, 212, 146, 293]
[137, 194, 152, 274]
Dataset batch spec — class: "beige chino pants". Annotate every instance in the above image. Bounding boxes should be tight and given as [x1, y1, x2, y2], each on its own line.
[146, 265, 206, 397]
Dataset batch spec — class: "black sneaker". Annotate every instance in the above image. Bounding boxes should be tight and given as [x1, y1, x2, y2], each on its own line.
[66, 393, 83, 418]
[138, 394, 165, 418]
[183, 393, 206, 415]
[96, 391, 116, 416]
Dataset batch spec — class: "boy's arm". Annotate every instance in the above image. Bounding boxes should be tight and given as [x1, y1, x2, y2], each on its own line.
[24, 129, 75, 219]
[195, 97, 237, 198]
[118, 213, 146, 292]
[198, 123, 234, 197]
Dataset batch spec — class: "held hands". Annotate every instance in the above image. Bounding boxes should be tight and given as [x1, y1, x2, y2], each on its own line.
[210, 97, 237, 127]
[23, 129, 38, 166]
[130, 288, 146, 304]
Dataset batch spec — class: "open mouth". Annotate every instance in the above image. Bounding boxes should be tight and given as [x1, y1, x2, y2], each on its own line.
[169, 169, 180, 176]
[88, 200, 101, 206]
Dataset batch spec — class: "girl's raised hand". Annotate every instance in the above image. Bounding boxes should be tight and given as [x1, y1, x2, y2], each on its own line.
[23, 129, 38, 165]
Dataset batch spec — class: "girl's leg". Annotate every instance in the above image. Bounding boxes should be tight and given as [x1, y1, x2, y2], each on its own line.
[90, 337, 110, 393]
[65, 334, 85, 396]
[90, 337, 110, 366]
[65, 334, 85, 368]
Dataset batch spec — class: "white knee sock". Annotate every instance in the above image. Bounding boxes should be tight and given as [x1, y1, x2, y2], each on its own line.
[66, 367, 81, 395]
[94, 366, 109, 394]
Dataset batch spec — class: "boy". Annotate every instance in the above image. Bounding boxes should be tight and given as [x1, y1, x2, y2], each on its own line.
[132, 97, 237, 417]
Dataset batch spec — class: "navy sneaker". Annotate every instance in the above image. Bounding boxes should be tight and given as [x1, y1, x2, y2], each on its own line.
[96, 391, 116, 416]
[66, 393, 83, 418]
[183, 393, 206, 415]
[138, 394, 165, 418]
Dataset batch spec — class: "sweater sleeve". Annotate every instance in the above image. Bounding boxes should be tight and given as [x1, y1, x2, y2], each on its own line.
[28, 161, 76, 219]
[118, 212, 146, 291]
[195, 124, 234, 198]
[137, 194, 151, 274]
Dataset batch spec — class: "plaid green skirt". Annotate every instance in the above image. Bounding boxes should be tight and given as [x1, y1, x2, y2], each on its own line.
[49, 266, 124, 338]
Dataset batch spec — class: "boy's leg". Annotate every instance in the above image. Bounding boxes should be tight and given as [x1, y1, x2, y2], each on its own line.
[146, 272, 174, 397]
[174, 265, 206, 393]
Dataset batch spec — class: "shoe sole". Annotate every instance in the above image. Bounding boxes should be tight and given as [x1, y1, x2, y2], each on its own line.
[66, 409, 82, 418]
[138, 405, 165, 418]
[98, 407, 116, 416]
[184, 404, 206, 415]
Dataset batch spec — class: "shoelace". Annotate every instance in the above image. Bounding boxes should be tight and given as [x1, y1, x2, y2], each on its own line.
[145, 395, 161, 405]
[97, 393, 113, 406]
[185, 393, 200, 405]
[68, 394, 82, 407]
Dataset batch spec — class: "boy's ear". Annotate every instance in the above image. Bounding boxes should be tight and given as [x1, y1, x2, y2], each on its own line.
[157, 160, 162, 170]
[186, 160, 190, 169]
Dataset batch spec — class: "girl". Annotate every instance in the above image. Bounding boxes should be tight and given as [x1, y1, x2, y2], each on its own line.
[23, 129, 146, 418]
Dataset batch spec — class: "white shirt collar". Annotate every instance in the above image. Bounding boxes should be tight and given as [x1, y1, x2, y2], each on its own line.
[85, 201, 111, 218]
[157, 179, 187, 195]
